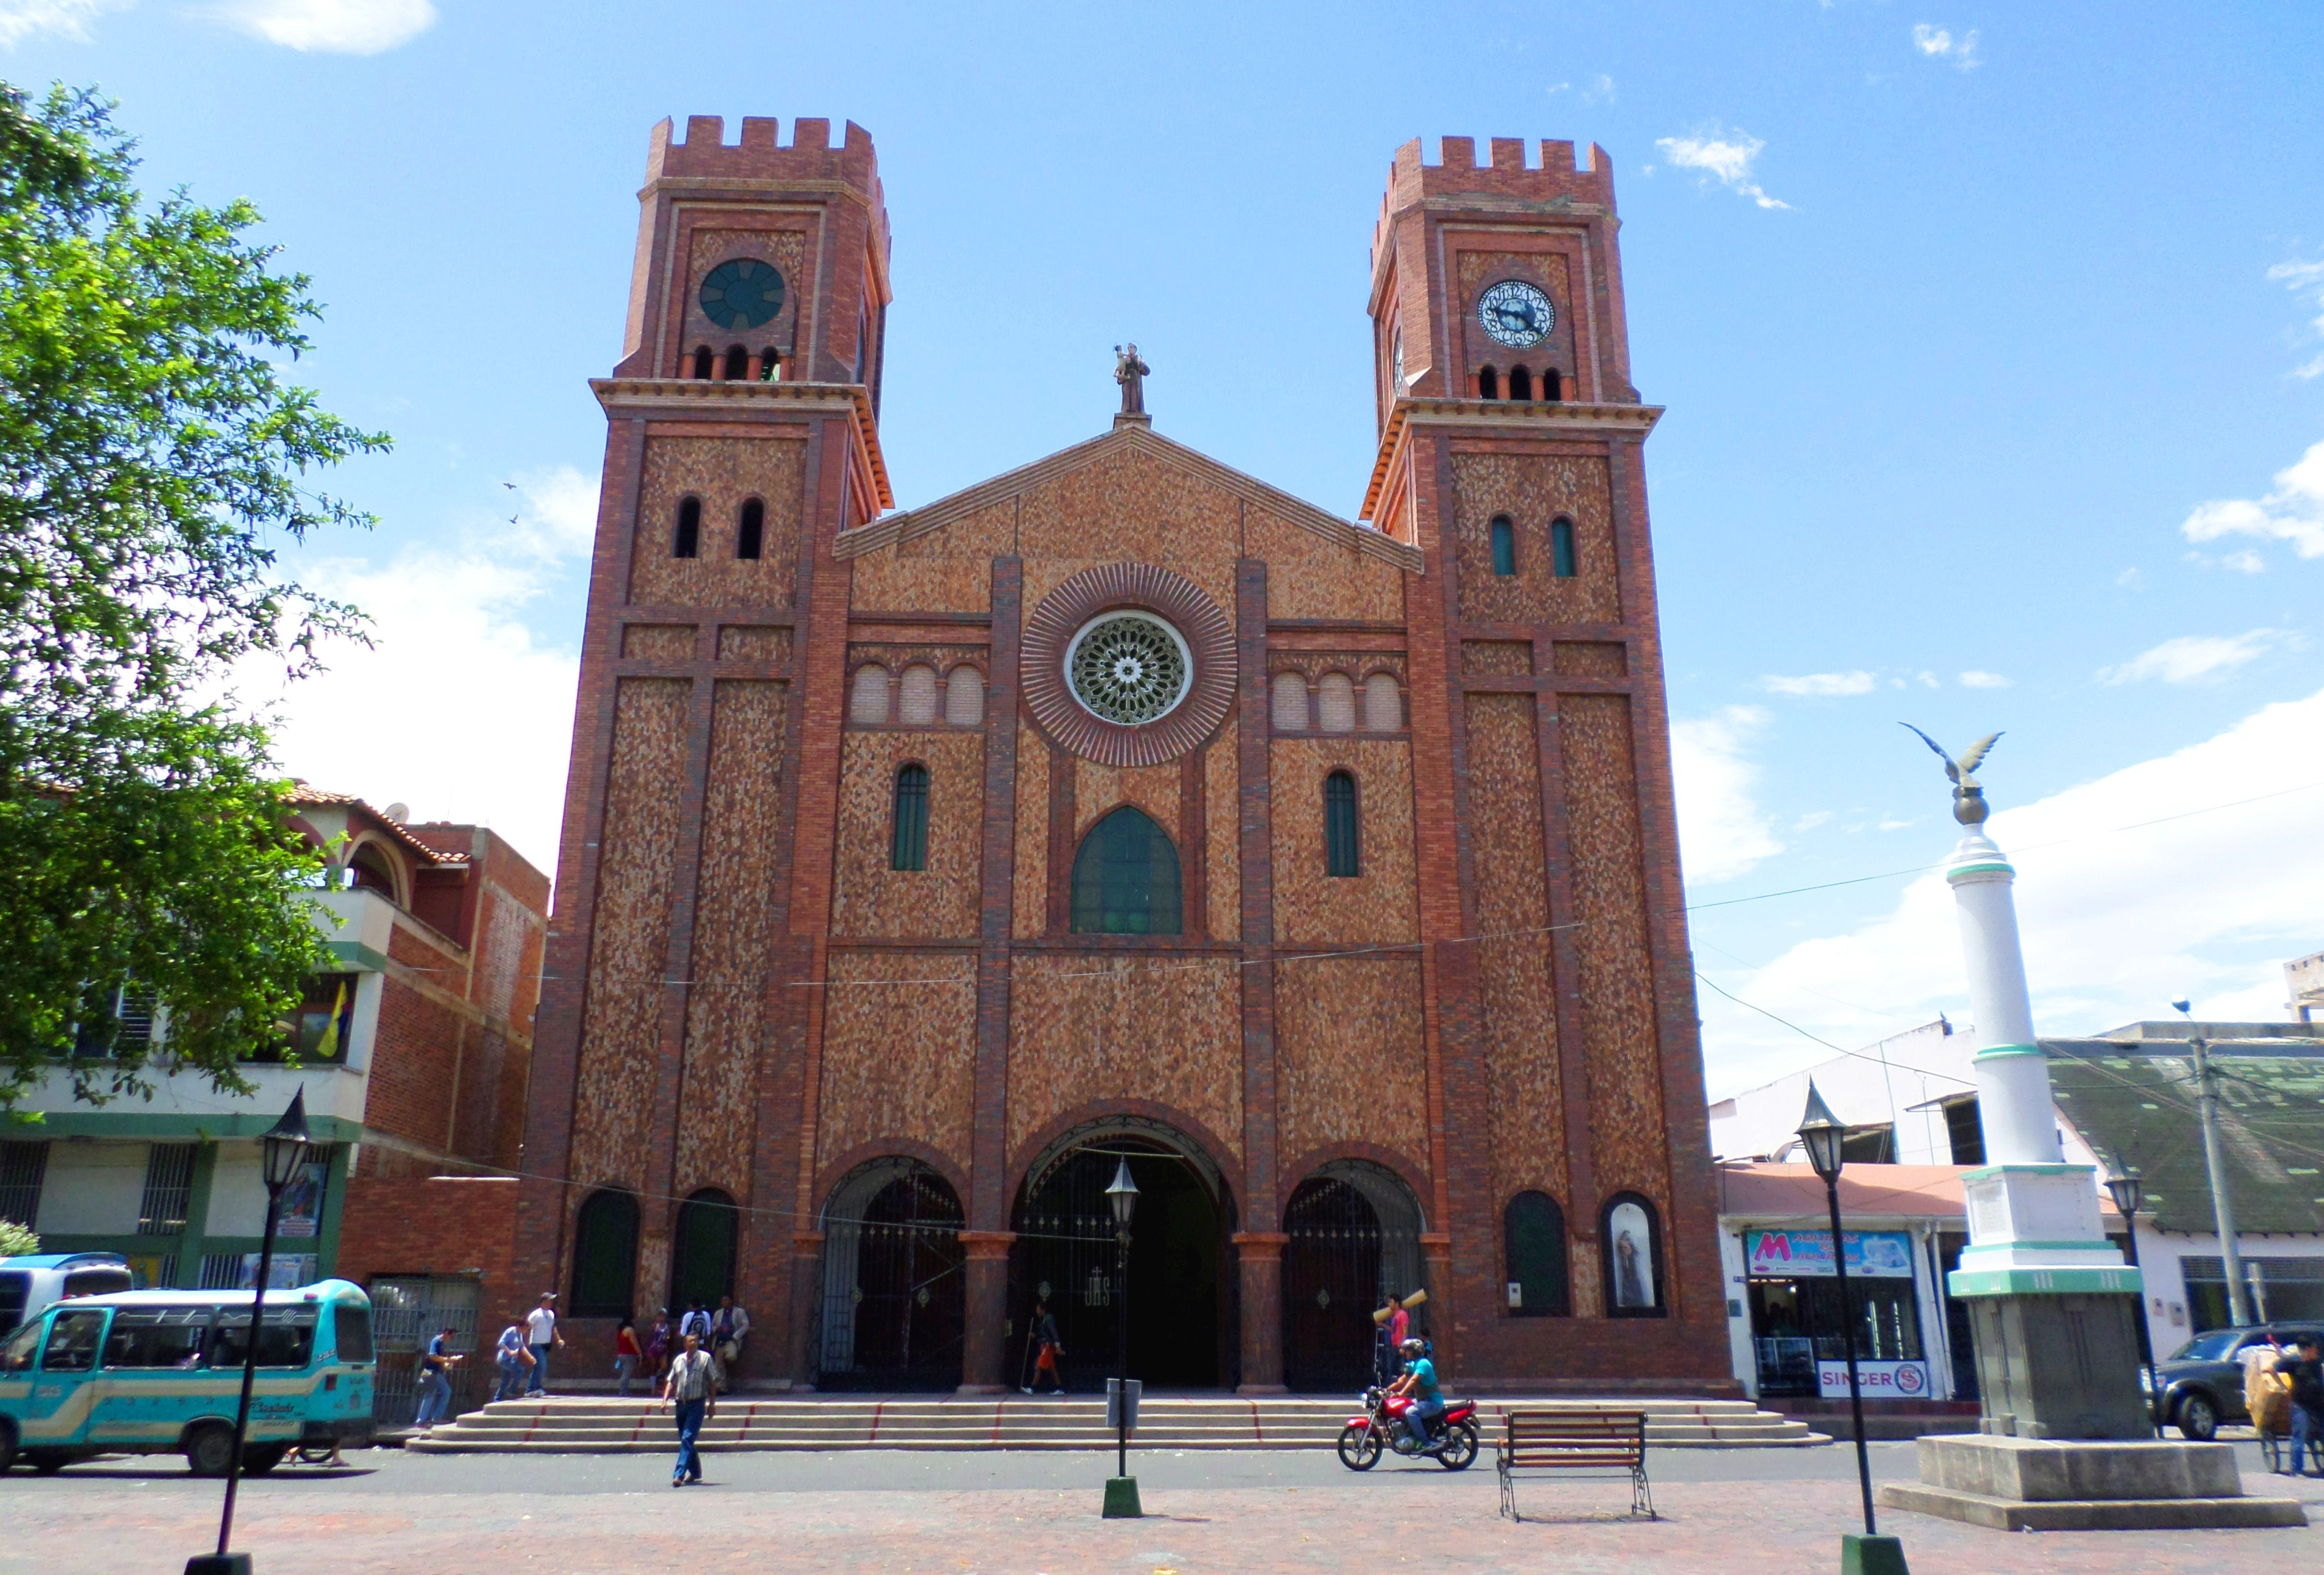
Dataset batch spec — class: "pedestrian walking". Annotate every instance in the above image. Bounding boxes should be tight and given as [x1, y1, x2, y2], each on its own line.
[645, 1308, 672, 1382]
[663, 1330, 718, 1487]
[711, 1295, 750, 1380]
[1021, 1299, 1064, 1394]
[494, 1320, 532, 1401]
[615, 1318, 643, 1397]
[680, 1300, 712, 1346]
[2284, 1335, 2324, 1479]
[524, 1292, 564, 1395]
[412, 1325, 462, 1429]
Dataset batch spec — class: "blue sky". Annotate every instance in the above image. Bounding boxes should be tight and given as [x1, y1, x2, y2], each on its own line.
[10, 0, 2322, 1089]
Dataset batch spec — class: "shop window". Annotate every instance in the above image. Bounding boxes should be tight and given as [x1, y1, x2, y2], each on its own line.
[1600, 1192, 1666, 1317]
[1070, 806, 1182, 935]
[1490, 516, 1517, 577]
[890, 765, 929, 872]
[1323, 771, 1360, 878]
[673, 497, 701, 559]
[736, 498, 764, 560]
[570, 1189, 640, 1318]
[1551, 517, 1577, 579]
[1503, 1191, 1570, 1317]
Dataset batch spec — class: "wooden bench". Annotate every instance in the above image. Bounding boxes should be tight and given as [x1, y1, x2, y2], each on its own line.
[1495, 1409, 1654, 1522]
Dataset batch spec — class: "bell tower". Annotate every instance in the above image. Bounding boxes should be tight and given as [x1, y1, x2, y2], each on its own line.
[519, 115, 897, 1338]
[1361, 136, 1726, 1386]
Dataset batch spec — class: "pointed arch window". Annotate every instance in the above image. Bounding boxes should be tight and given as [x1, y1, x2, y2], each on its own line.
[736, 499, 764, 560]
[891, 764, 929, 872]
[1070, 806, 1181, 935]
[1503, 1191, 1570, 1317]
[1324, 771, 1359, 878]
[1551, 517, 1577, 579]
[1490, 515, 1516, 577]
[673, 497, 701, 559]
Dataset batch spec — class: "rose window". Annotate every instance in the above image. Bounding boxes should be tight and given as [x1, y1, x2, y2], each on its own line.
[1065, 612, 1192, 726]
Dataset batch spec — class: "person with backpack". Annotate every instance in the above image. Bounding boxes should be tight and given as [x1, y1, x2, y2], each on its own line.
[413, 1325, 461, 1427]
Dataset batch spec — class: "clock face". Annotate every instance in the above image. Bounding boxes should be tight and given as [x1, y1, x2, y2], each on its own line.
[698, 257, 786, 332]
[1477, 280, 1556, 349]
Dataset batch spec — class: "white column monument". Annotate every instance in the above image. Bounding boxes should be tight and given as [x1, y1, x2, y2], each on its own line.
[1875, 731, 2304, 1532]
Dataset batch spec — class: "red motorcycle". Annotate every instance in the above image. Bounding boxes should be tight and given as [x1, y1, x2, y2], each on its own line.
[1337, 1386, 1480, 1471]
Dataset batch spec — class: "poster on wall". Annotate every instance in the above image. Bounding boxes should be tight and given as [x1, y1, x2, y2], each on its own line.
[1608, 1201, 1657, 1309]
[1746, 1229, 1915, 1280]
[1818, 1359, 1930, 1399]
[238, 1253, 317, 1289]
[275, 1156, 329, 1239]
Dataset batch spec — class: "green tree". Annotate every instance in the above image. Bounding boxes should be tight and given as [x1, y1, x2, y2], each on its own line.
[0, 83, 389, 1113]
[0, 1220, 36, 1257]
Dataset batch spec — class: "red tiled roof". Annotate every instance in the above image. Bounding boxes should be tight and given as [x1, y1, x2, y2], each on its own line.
[282, 782, 469, 866]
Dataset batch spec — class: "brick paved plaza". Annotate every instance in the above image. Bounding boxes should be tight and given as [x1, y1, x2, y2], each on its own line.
[4, 1440, 2316, 1574]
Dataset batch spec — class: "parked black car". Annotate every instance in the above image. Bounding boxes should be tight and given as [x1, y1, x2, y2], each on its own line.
[2147, 1323, 2324, 1440]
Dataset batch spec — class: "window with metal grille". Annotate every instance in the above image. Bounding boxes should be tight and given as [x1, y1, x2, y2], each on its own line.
[1490, 516, 1517, 577]
[1551, 517, 1577, 579]
[0, 1141, 47, 1228]
[138, 1143, 198, 1237]
[890, 765, 929, 872]
[1070, 806, 1182, 935]
[1324, 772, 1360, 878]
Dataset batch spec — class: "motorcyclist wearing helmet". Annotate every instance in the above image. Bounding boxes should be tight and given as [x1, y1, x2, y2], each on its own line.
[1386, 1336, 1444, 1444]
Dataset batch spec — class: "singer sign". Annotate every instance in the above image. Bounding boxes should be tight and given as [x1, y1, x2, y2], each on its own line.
[1818, 1359, 1931, 1400]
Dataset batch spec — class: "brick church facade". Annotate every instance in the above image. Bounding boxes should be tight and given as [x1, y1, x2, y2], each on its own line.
[517, 115, 1731, 1394]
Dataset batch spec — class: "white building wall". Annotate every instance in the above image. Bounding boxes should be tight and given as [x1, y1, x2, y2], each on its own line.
[34, 1143, 148, 1236]
[1719, 1224, 1757, 1399]
[204, 1146, 272, 1238]
[1708, 1022, 1979, 1163]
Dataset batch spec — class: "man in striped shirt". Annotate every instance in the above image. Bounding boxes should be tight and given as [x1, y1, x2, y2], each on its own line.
[662, 1330, 718, 1486]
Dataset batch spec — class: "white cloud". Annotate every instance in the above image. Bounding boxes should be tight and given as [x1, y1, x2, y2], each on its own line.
[2271, 258, 2324, 378]
[2183, 436, 2324, 561]
[205, 0, 434, 52]
[1701, 686, 2324, 1093]
[1794, 809, 1834, 832]
[0, 0, 121, 44]
[1655, 128, 1791, 210]
[1670, 705, 1785, 885]
[1911, 23, 1981, 69]
[2097, 629, 2282, 685]
[1761, 670, 1878, 697]
[233, 471, 596, 878]
[2223, 549, 2267, 575]
[2116, 566, 2144, 588]
[1958, 669, 2012, 689]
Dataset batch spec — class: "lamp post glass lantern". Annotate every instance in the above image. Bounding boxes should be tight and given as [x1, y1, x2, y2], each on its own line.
[190, 1089, 312, 1575]
[1797, 1082, 1880, 1544]
[2104, 1160, 2164, 1439]
[1103, 1157, 1140, 1503]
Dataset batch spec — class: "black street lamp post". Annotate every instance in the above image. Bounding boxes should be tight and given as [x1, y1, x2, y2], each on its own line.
[2103, 1160, 2164, 1440]
[187, 1089, 313, 1575]
[1798, 1083, 1909, 1575]
[1102, 1158, 1140, 1518]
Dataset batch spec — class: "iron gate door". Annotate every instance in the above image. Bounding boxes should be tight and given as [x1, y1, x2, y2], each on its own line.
[815, 1165, 966, 1390]
[368, 1275, 482, 1424]
[1282, 1177, 1382, 1394]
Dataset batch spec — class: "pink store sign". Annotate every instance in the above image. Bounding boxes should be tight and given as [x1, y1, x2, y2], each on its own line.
[1745, 1229, 1915, 1279]
[1818, 1360, 1930, 1400]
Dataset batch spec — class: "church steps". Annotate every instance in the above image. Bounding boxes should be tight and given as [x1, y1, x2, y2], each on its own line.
[403, 1396, 1826, 1452]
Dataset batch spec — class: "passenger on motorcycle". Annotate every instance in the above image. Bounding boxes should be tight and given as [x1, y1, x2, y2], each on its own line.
[1386, 1337, 1443, 1443]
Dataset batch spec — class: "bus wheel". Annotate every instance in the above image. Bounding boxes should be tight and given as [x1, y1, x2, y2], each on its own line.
[0, 1422, 15, 1473]
[243, 1444, 288, 1475]
[185, 1424, 237, 1478]
[24, 1450, 70, 1475]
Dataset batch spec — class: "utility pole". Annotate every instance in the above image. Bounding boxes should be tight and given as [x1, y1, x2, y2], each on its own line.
[2184, 1019, 2251, 1326]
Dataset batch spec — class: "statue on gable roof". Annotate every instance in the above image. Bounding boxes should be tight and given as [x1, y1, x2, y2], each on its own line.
[1114, 343, 1150, 416]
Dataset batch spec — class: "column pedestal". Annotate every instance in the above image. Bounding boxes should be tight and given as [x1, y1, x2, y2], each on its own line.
[1232, 1232, 1287, 1393]
[957, 1230, 1015, 1394]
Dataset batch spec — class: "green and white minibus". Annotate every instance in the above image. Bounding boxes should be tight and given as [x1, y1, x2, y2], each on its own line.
[0, 1279, 374, 1475]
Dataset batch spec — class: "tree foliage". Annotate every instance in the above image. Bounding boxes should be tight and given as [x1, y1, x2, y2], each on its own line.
[0, 83, 389, 1112]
